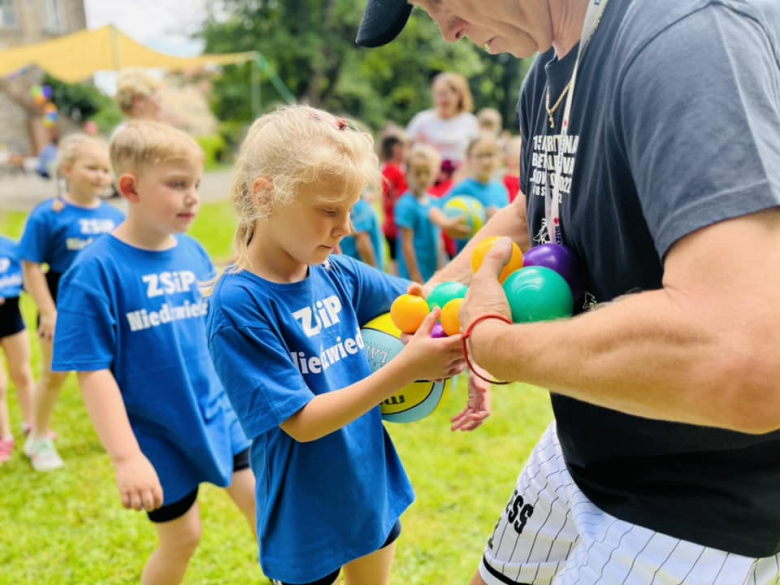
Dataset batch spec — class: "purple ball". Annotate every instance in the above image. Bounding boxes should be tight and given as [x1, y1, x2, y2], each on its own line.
[431, 323, 447, 338]
[522, 243, 584, 301]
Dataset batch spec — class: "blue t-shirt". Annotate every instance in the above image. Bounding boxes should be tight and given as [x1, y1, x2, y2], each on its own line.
[394, 192, 441, 282]
[206, 255, 414, 583]
[52, 234, 248, 504]
[0, 237, 23, 300]
[446, 178, 510, 253]
[18, 198, 125, 274]
[340, 200, 385, 272]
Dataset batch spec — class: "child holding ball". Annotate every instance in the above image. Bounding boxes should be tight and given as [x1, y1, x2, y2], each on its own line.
[206, 106, 483, 585]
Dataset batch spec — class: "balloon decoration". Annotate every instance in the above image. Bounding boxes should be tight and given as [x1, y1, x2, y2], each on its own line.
[29, 84, 59, 128]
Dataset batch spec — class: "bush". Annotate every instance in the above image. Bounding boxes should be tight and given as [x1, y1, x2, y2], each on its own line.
[195, 134, 227, 169]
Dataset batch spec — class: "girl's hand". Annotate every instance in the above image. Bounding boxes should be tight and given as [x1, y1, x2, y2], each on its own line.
[38, 311, 57, 341]
[451, 373, 491, 432]
[442, 215, 471, 239]
[114, 453, 164, 512]
[400, 308, 465, 381]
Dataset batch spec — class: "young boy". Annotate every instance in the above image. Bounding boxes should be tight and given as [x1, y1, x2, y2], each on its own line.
[380, 134, 407, 273]
[51, 121, 255, 584]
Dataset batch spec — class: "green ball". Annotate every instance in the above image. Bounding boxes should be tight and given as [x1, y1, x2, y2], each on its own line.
[427, 281, 468, 311]
[502, 266, 573, 323]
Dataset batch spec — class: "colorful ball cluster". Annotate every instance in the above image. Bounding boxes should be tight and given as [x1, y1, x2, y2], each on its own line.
[389, 281, 468, 337]
[470, 239, 583, 324]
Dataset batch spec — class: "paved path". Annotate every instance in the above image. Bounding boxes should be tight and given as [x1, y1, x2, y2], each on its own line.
[0, 169, 235, 213]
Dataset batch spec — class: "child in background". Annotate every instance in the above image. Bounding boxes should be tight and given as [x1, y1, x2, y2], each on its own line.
[340, 196, 385, 271]
[503, 135, 523, 203]
[19, 134, 124, 471]
[476, 107, 503, 141]
[52, 121, 255, 585]
[0, 236, 36, 463]
[396, 146, 469, 282]
[445, 135, 510, 254]
[379, 134, 407, 273]
[206, 106, 474, 585]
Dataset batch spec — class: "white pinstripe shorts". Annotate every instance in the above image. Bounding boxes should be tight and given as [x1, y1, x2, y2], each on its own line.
[480, 423, 780, 585]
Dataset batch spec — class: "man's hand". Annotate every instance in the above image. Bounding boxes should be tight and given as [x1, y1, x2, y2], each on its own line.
[460, 237, 513, 331]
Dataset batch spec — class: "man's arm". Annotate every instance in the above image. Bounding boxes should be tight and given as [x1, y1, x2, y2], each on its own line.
[465, 209, 780, 434]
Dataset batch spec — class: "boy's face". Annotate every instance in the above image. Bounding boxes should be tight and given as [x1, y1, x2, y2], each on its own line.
[131, 157, 202, 235]
[470, 142, 499, 182]
[407, 159, 435, 193]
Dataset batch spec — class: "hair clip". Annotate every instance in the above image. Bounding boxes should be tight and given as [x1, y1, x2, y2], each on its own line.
[309, 110, 349, 131]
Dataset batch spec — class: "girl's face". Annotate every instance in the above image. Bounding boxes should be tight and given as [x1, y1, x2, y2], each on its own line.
[406, 159, 436, 194]
[432, 79, 459, 119]
[134, 91, 163, 121]
[264, 173, 361, 273]
[62, 143, 112, 201]
[469, 142, 499, 182]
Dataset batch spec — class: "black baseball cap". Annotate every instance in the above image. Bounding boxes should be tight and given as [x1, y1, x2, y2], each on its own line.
[356, 0, 414, 48]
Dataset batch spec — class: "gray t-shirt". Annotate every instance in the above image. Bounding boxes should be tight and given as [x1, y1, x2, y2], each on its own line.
[521, 0, 780, 557]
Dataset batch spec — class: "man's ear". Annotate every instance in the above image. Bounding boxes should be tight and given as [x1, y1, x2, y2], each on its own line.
[117, 173, 140, 203]
[252, 177, 274, 216]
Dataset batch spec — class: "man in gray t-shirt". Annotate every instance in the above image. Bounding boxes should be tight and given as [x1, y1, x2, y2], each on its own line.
[357, 1, 780, 583]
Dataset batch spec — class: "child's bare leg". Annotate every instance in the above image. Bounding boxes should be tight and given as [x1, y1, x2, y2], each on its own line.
[2, 330, 36, 427]
[343, 540, 395, 585]
[0, 363, 10, 439]
[31, 338, 67, 439]
[225, 468, 256, 537]
[142, 500, 202, 585]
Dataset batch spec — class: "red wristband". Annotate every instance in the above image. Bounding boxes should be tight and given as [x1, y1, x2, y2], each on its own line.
[461, 314, 512, 385]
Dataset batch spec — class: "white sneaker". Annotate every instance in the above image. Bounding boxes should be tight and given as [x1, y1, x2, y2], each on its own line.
[24, 436, 64, 471]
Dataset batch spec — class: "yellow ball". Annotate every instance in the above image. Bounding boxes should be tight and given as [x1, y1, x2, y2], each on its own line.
[440, 298, 464, 336]
[471, 236, 524, 283]
[390, 294, 430, 334]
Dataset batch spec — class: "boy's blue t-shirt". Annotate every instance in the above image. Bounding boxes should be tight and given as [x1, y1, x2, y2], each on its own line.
[0, 236, 23, 299]
[206, 255, 415, 583]
[18, 198, 125, 274]
[446, 178, 510, 253]
[52, 234, 249, 504]
[394, 192, 441, 282]
[340, 200, 385, 272]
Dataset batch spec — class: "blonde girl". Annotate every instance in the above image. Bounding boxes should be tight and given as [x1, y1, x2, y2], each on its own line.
[205, 106, 481, 585]
[19, 134, 124, 471]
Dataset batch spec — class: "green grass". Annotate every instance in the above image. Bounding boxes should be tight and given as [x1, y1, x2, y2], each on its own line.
[0, 203, 554, 584]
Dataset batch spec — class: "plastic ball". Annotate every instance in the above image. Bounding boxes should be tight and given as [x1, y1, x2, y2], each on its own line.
[443, 196, 486, 239]
[440, 298, 464, 336]
[471, 236, 524, 283]
[431, 323, 447, 338]
[390, 294, 430, 334]
[427, 281, 468, 311]
[502, 266, 573, 323]
[522, 243, 584, 301]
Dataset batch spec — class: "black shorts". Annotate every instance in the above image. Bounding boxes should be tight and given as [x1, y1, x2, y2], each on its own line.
[147, 448, 251, 523]
[36, 270, 62, 328]
[385, 235, 397, 260]
[273, 520, 402, 585]
[0, 297, 25, 339]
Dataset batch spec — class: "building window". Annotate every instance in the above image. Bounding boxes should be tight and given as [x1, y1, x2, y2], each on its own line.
[45, 0, 65, 33]
[0, 0, 17, 28]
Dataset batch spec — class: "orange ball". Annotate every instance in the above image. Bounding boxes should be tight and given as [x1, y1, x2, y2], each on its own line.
[390, 294, 430, 334]
[471, 236, 524, 283]
[440, 298, 464, 336]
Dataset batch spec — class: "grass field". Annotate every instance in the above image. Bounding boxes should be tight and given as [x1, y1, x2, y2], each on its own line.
[0, 204, 553, 584]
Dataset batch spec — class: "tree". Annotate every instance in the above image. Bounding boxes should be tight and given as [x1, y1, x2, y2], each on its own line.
[200, 0, 532, 133]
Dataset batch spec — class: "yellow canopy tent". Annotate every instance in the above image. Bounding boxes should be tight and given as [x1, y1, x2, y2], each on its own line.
[0, 24, 294, 107]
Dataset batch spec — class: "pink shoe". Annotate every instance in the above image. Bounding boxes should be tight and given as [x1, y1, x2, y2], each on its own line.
[0, 437, 14, 464]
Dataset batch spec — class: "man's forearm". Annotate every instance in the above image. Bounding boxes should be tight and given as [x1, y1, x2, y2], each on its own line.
[471, 289, 780, 434]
